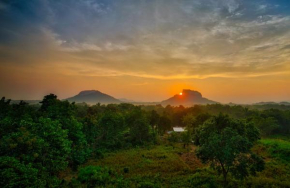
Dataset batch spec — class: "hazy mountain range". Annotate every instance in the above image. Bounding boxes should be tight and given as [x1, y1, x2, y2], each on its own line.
[7, 89, 290, 106]
[118, 98, 136, 103]
[64, 89, 217, 106]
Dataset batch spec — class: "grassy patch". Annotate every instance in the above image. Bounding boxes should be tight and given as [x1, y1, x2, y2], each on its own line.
[251, 138, 290, 187]
[259, 138, 290, 162]
[86, 144, 195, 178]
[73, 144, 207, 187]
[63, 139, 290, 187]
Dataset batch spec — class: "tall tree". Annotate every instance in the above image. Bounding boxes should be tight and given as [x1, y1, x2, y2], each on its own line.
[127, 109, 152, 145]
[194, 114, 264, 186]
[97, 111, 126, 149]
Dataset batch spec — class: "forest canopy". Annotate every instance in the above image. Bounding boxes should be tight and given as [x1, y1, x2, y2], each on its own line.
[1, 95, 290, 187]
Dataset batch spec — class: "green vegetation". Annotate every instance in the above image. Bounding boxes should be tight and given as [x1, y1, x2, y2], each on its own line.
[1, 95, 290, 187]
[193, 114, 264, 186]
[259, 138, 290, 162]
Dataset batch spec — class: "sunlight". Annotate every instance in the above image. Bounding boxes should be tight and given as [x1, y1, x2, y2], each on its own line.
[179, 92, 183, 96]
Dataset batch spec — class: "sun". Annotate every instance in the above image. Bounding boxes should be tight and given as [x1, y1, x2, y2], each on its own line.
[179, 92, 183, 96]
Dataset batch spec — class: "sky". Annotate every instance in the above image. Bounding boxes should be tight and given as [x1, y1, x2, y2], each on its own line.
[0, 0, 290, 103]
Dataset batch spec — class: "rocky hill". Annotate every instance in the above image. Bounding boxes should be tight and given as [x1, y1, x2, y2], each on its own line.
[65, 90, 120, 104]
[161, 89, 217, 106]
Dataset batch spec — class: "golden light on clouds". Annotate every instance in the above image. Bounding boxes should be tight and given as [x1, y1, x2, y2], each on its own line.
[0, 0, 290, 103]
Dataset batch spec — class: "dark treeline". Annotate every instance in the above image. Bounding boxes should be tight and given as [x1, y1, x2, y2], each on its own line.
[1, 95, 290, 187]
[141, 103, 290, 136]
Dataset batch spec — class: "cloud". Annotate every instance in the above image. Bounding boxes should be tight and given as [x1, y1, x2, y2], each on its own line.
[281, 44, 290, 50]
[131, 82, 149, 86]
[225, 0, 240, 13]
[0, 0, 290, 82]
[62, 42, 102, 52]
[0, 2, 8, 10]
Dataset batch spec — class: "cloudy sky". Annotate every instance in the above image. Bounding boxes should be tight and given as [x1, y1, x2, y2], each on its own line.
[0, 0, 290, 103]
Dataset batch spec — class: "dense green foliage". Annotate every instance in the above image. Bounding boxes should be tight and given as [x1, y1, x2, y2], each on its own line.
[194, 114, 264, 185]
[259, 138, 290, 162]
[0, 95, 157, 187]
[1, 95, 290, 187]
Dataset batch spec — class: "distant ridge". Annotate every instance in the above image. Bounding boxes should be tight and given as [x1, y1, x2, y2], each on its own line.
[161, 89, 217, 106]
[65, 90, 120, 104]
[119, 98, 135, 103]
[254, 101, 290, 106]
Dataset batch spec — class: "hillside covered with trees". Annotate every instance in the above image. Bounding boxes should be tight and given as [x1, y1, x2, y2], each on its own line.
[1, 95, 290, 187]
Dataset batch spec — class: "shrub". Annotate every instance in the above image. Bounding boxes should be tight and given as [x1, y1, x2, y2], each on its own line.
[137, 180, 161, 188]
[168, 132, 180, 142]
[189, 172, 218, 188]
[77, 166, 112, 187]
[0, 156, 45, 188]
[123, 167, 129, 173]
[260, 139, 290, 162]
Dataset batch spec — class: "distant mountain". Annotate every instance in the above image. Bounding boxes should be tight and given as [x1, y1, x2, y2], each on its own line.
[280, 102, 290, 105]
[119, 98, 135, 103]
[161, 89, 217, 106]
[254, 101, 290, 106]
[65, 90, 120, 104]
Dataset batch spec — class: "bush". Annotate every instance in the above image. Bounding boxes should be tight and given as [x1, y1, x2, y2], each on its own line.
[168, 132, 180, 142]
[189, 172, 218, 188]
[260, 139, 290, 162]
[123, 167, 129, 173]
[245, 176, 290, 188]
[71, 147, 92, 167]
[138, 181, 158, 188]
[0, 156, 45, 188]
[77, 166, 113, 187]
